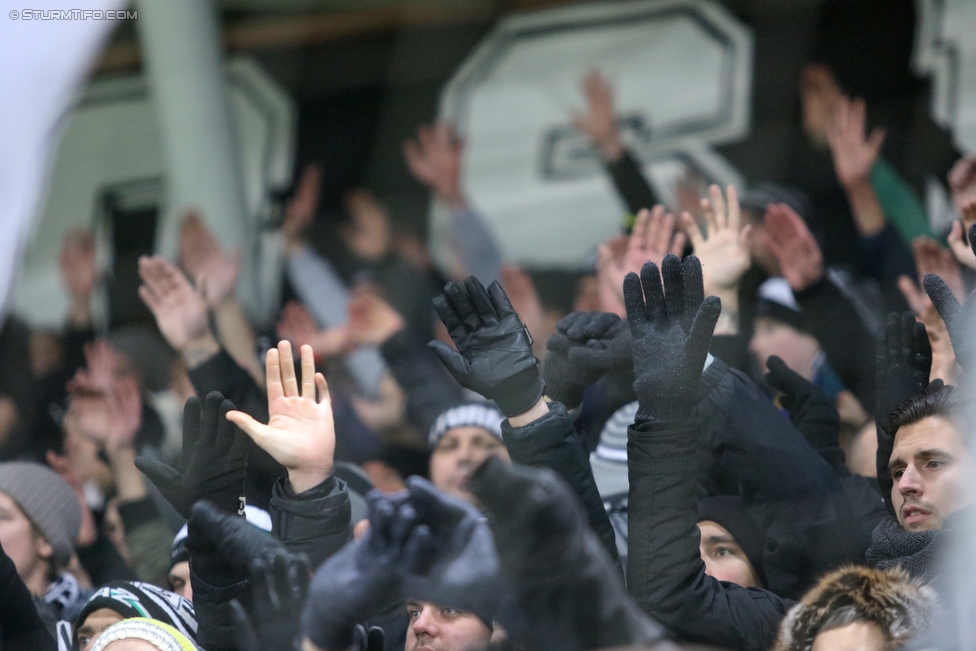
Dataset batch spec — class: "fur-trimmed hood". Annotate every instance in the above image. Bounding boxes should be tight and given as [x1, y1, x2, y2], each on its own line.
[771, 565, 936, 651]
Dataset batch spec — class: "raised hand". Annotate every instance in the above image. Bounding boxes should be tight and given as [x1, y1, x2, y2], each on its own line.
[764, 203, 825, 291]
[226, 341, 335, 494]
[948, 156, 976, 212]
[826, 96, 885, 190]
[179, 212, 241, 309]
[543, 312, 631, 409]
[231, 551, 311, 651]
[682, 184, 751, 297]
[283, 163, 322, 243]
[135, 392, 249, 518]
[625, 255, 720, 425]
[428, 277, 544, 417]
[138, 255, 216, 358]
[403, 121, 466, 210]
[346, 287, 405, 348]
[947, 208, 976, 269]
[571, 69, 622, 161]
[923, 223, 976, 370]
[186, 501, 284, 587]
[277, 300, 351, 358]
[764, 355, 839, 454]
[60, 228, 97, 326]
[599, 206, 688, 312]
[500, 265, 545, 356]
[875, 312, 933, 433]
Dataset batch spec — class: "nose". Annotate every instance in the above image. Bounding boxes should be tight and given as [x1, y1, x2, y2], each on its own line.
[897, 464, 923, 497]
[412, 607, 438, 638]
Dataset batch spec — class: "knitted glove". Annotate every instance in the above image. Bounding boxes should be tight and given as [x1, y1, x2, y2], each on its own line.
[302, 491, 415, 651]
[186, 501, 285, 589]
[544, 312, 631, 409]
[625, 255, 720, 425]
[429, 276, 545, 417]
[764, 355, 840, 452]
[136, 392, 248, 518]
[923, 223, 976, 370]
[231, 551, 311, 651]
[400, 477, 504, 622]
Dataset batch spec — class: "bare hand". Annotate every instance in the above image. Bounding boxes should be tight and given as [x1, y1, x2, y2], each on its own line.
[59, 229, 97, 301]
[948, 156, 976, 212]
[826, 96, 885, 190]
[570, 69, 622, 161]
[283, 163, 322, 241]
[948, 205, 976, 269]
[137, 256, 213, 353]
[682, 185, 751, 294]
[346, 287, 405, 347]
[341, 189, 392, 262]
[404, 122, 465, 209]
[277, 300, 351, 358]
[226, 341, 335, 494]
[179, 213, 240, 308]
[764, 203, 825, 291]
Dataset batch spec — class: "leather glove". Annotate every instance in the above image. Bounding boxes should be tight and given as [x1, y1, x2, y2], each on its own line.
[429, 276, 545, 417]
[544, 312, 631, 409]
[924, 223, 976, 369]
[302, 491, 416, 651]
[136, 392, 248, 518]
[400, 476, 504, 621]
[186, 501, 285, 589]
[764, 355, 841, 452]
[874, 312, 940, 511]
[231, 551, 311, 651]
[625, 255, 720, 425]
[351, 626, 385, 651]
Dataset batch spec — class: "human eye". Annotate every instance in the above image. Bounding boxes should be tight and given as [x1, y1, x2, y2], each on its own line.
[926, 459, 945, 470]
[891, 467, 904, 480]
[442, 607, 459, 616]
[406, 608, 421, 619]
[714, 547, 734, 558]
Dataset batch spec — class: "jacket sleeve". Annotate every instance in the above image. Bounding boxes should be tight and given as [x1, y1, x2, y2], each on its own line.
[501, 401, 619, 564]
[627, 420, 792, 651]
[0, 543, 56, 650]
[379, 329, 464, 435]
[793, 276, 877, 413]
[270, 474, 354, 570]
[603, 149, 659, 217]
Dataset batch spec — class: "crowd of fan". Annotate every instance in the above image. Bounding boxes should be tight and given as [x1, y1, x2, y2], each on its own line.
[2, 42, 976, 651]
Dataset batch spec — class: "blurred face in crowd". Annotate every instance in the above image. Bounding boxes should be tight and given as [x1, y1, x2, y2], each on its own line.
[429, 427, 510, 504]
[405, 600, 492, 651]
[889, 416, 976, 532]
[75, 607, 124, 651]
[168, 561, 192, 601]
[812, 620, 885, 651]
[0, 490, 53, 596]
[697, 520, 760, 588]
[749, 317, 821, 379]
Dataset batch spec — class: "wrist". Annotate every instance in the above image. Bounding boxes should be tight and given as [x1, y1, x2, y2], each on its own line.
[288, 465, 334, 495]
[598, 138, 623, 162]
[507, 397, 549, 427]
[707, 289, 739, 335]
[437, 188, 467, 212]
[182, 332, 220, 369]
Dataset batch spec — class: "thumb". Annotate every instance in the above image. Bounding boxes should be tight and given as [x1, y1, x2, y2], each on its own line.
[133, 456, 182, 488]
[225, 410, 271, 446]
[763, 355, 808, 395]
[427, 341, 471, 382]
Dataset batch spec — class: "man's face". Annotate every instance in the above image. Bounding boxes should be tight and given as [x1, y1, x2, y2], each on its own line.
[698, 520, 760, 588]
[168, 561, 192, 601]
[0, 491, 52, 591]
[889, 416, 976, 532]
[749, 317, 821, 378]
[405, 600, 492, 651]
[429, 427, 509, 504]
[75, 607, 124, 651]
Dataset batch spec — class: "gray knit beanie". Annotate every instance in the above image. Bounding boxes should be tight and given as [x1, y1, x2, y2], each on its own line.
[0, 462, 82, 567]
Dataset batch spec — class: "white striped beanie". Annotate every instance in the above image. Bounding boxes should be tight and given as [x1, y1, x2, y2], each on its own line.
[428, 404, 505, 448]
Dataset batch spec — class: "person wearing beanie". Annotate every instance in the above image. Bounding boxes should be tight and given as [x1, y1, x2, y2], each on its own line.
[427, 403, 508, 504]
[404, 600, 492, 651]
[771, 565, 935, 651]
[89, 617, 200, 651]
[0, 461, 82, 597]
[696, 496, 767, 589]
[73, 581, 197, 651]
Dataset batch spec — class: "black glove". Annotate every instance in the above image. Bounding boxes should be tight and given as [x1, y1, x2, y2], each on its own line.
[186, 501, 285, 589]
[764, 355, 841, 454]
[231, 551, 311, 651]
[544, 312, 631, 409]
[429, 276, 545, 417]
[923, 223, 976, 369]
[400, 476, 504, 621]
[351, 625, 385, 651]
[136, 392, 248, 518]
[625, 255, 720, 425]
[302, 491, 415, 651]
[467, 456, 664, 651]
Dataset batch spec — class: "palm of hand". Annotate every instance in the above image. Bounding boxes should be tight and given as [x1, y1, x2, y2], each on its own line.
[698, 229, 749, 291]
[199, 255, 239, 307]
[632, 319, 687, 384]
[159, 289, 209, 350]
[266, 396, 335, 470]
